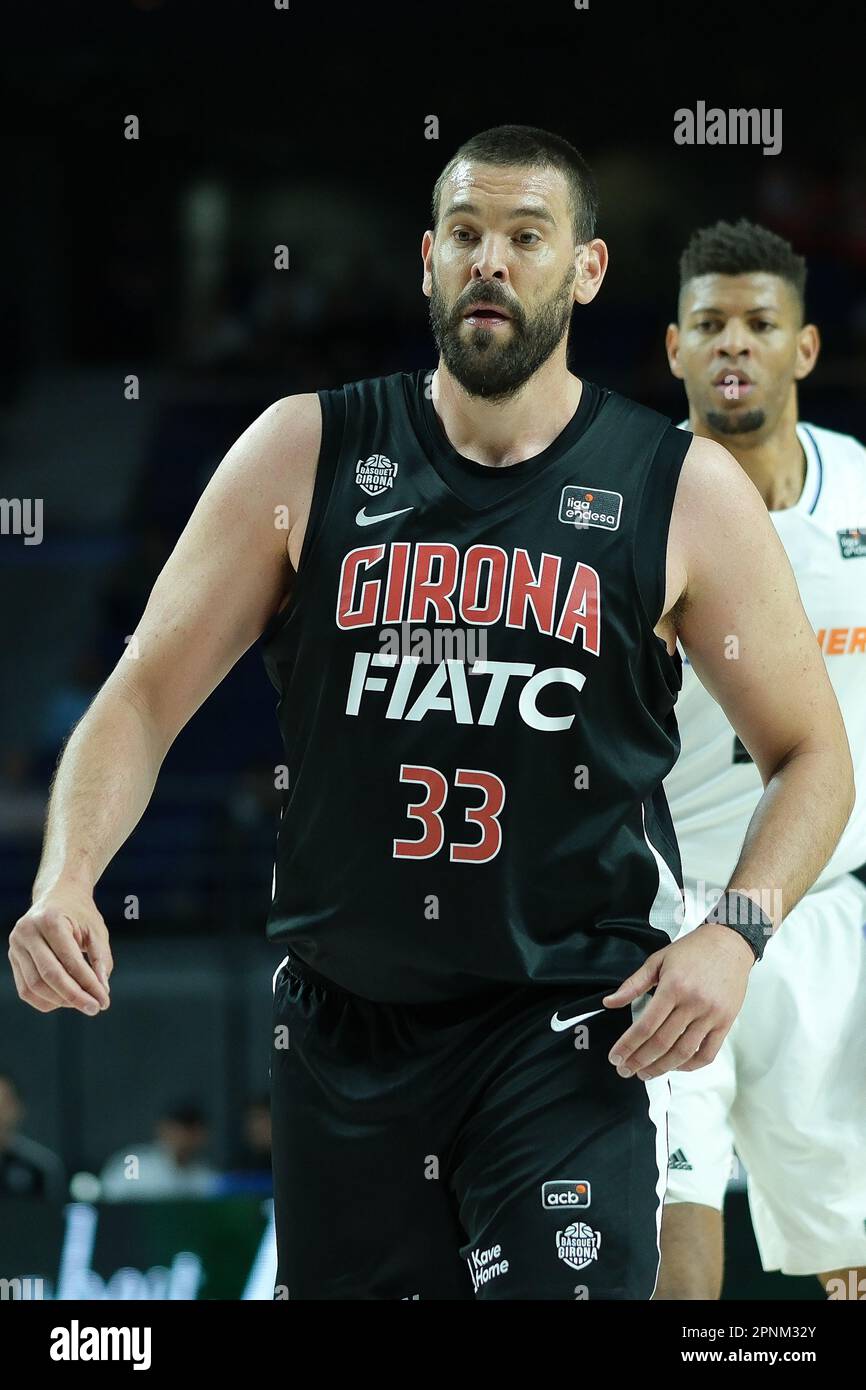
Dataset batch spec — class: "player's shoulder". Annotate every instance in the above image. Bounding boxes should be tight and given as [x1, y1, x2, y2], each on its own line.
[676, 429, 752, 486]
[259, 389, 323, 431]
[241, 391, 324, 471]
[246, 370, 418, 486]
[602, 384, 679, 435]
[672, 433, 768, 540]
[326, 367, 418, 403]
[205, 393, 324, 520]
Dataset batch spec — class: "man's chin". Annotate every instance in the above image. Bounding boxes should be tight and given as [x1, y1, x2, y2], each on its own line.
[438, 338, 536, 403]
[705, 407, 766, 436]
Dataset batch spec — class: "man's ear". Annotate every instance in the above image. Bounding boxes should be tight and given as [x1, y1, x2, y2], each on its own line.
[421, 229, 434, 298]
[573, 238, 608, 307]
[666, 322, 684, 378]
[794, 322, 820, 382]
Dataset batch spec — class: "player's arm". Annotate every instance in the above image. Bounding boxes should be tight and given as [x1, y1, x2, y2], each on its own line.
[674, 435, 854, 914]
[604, 434, 854, 1078]
[8, 393, 322, 1017]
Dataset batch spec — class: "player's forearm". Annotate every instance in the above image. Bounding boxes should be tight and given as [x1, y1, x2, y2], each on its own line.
[723, 740, 855, 930]
[32, 679, 169, 900]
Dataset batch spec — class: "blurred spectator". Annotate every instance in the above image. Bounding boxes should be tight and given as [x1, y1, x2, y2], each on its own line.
[99, 1101, 219, 1201]
[37, 647, 105, 755]
[99, 523, 174, 652]
[0, 1072, 66, 1200]
[235, 1094, 271, 1176]
[0, 748, 47, 840]
[226, 765, 279, 833]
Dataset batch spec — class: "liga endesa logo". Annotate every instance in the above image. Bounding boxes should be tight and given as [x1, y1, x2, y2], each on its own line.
[558, 485, 622, 531]
[837, 528, 866, 560]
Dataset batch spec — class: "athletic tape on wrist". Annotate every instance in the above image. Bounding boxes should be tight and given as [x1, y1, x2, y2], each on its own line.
[704, 890, 774, 962]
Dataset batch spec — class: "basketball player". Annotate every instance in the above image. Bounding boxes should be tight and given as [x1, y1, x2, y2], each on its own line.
[8, 130, 855, 1300]
[657, 219, 866, 1299]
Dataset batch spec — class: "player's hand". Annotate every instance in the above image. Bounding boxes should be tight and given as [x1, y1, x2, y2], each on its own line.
[600, 922, 754, 1079]
[8, 883, 113, 1016]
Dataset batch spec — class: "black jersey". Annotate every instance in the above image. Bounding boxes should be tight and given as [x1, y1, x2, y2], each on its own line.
[260, 368, 691, 1003]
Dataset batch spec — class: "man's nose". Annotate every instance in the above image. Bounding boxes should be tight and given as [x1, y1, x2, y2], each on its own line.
[470, 234, 511, 283]
[715, 323, 752, 357]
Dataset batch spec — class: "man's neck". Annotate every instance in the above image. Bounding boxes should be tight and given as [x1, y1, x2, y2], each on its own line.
[690, 408, 806, 511]
[431, 353, 582, 470]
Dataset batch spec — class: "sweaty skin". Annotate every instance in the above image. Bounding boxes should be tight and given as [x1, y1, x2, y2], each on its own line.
[10, 170, 853, 1110]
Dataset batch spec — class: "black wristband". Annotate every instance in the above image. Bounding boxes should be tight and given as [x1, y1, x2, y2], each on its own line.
[704, 890, 774, 962]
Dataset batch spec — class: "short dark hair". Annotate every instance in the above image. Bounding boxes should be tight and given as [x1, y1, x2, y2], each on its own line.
[678, 218, 807, 320]
[431, 124, 598, 245]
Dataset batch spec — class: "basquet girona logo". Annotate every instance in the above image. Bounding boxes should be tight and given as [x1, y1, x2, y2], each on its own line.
[355, 454, 398, 497]
[556, 1222, 601, 1271]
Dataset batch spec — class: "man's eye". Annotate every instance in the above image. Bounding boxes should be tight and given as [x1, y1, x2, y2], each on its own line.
[753, 320, 774, 331]
[696, 321, 720, 332]
[451, 229, 541, 244]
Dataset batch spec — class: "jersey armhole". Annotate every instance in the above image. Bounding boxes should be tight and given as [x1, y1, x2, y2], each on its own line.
[294, 384, 347, 578]
[631, 422, 692, 633]
[260, 384, 347, 645]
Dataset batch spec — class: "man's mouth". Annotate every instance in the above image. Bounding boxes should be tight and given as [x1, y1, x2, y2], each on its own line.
[462, 302, 512, 327]
[713, 368, 754, 396]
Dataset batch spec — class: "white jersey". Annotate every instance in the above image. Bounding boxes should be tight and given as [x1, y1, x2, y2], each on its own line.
[665, 421, 866, 894]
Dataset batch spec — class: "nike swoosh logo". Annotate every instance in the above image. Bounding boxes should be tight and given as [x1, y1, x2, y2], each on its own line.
[550, 1007, 605, 1033]
[355, 506, 414, 527]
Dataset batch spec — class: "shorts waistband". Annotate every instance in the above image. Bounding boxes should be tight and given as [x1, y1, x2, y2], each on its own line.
[282, 948, 353, 997]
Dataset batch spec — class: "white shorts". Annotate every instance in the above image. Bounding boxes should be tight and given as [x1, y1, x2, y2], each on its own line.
[665, 872, 866, 1276]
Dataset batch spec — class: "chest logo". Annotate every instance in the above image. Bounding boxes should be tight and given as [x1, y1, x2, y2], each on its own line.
[838, 528, 866, 559]
[356, 453, 398, 497]
[559, 485, 622, 532]
[356, 506, 414, 527]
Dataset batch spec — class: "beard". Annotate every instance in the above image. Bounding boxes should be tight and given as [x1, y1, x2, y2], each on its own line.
[428, 262, 576, 403]
[705, 407, 767, 435]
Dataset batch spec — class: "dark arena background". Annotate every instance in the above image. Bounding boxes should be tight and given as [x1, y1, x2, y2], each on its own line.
[1, 0, 864, 1357]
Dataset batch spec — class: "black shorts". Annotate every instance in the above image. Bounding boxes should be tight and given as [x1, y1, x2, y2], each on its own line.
[270, 952, 669, 1300]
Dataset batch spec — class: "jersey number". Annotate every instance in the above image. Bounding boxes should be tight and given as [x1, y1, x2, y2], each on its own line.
[393, 765, 505, 863]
